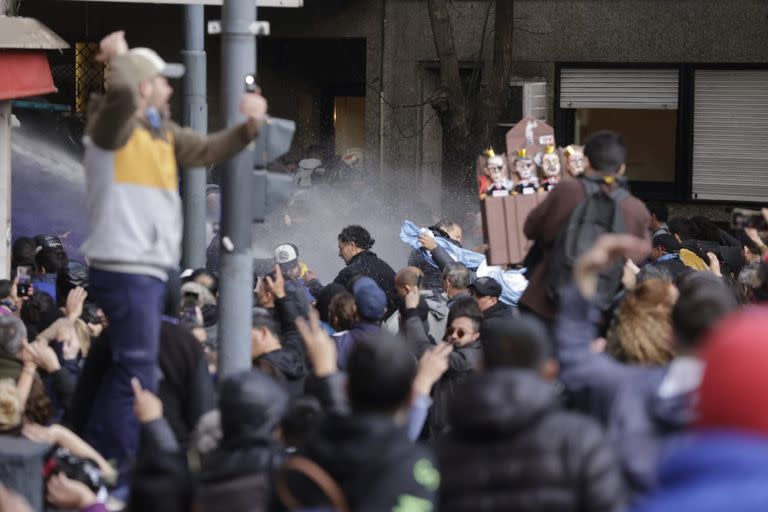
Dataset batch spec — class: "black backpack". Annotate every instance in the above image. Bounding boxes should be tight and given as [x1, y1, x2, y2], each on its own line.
[545, 177, 630, 312]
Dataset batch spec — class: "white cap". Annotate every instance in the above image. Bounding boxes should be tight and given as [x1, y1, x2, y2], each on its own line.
[274, 244, 298, 265]
[128, 47, 185, 80]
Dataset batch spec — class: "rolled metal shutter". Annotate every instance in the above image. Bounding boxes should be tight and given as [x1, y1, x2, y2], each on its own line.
[560, 68, 679, 109]
[692, 70, 768, 202]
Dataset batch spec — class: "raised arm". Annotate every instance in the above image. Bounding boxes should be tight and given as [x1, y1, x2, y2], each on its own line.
[172, 94, 267, 168]
[87, 32, 137, 150]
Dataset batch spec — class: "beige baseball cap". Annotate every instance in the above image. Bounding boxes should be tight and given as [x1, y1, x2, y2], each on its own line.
[128, 47, 185, 81]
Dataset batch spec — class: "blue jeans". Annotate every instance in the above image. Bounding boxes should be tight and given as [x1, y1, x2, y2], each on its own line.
[85, 269, 165, 466]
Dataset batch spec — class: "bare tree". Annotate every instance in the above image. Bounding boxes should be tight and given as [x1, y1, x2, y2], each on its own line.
[427, 0, 515, 206]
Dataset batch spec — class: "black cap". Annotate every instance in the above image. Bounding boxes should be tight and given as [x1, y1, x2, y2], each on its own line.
[469, 276, 502, 298]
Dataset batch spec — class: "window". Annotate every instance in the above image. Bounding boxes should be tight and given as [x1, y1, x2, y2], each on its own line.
[560, 68, 679, 184]
[575, 109, 677, 182]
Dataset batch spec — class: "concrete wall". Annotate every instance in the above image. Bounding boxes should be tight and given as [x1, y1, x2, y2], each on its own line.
[510, 0, 768, 124]
[379, 0, 492, 208]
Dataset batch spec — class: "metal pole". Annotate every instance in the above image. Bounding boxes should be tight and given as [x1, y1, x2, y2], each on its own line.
[0, 102, 10, 279]
[217, 0, 256, 378]
[180, 4, 208, 270]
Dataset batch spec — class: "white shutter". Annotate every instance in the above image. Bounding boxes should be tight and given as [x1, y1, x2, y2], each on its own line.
[560, 69, 678, 109]
[692, 70, 768, 202]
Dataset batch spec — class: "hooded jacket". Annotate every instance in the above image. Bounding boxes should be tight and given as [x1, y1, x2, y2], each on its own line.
[439, 370, 624, 512]
[283, 413, 439, 511]
[82, 54, 257, 279]
[383, 290, 449, 343]
[197, 372, 288, 512]
[254, 348, 306, 398]
[333, 251, 399, 317]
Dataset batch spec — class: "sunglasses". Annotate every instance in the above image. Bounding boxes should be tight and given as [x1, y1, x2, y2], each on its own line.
[445, 326, 472, 339]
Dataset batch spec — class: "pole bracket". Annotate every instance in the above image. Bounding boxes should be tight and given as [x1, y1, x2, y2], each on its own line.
[207, 20, 270, 36]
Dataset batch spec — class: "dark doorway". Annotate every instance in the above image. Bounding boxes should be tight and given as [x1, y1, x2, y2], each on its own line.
[258, 38, 366, 164]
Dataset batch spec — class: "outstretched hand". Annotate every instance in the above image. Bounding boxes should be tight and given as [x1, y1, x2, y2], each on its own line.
[296, 308, 337, 378]
[265, 264, 287, 299]
[404, 286, 420, 310]
[65, 287, 88, 321]
[573, 234, 651, 299]
[96, 30, 128, 63]
[413, 342, 453, 395]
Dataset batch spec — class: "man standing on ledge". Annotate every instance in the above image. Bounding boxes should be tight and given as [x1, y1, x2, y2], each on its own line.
[80, 31, 268, 470]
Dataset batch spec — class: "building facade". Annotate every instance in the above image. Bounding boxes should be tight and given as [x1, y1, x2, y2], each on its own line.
[21, 0, 768, 211]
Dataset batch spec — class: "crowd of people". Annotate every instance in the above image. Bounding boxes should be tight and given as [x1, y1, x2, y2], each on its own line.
[2, 30, 768, 512]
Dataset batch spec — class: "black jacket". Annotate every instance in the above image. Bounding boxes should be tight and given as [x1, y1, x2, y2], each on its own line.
[483, 301, 517, 321]
[131, 418, 192, 512]
[404, 310, 482, 437]
[283, 413, 438, 511]
[438, 370, 624, 512]
[333, 250, 398, 317]
[158, 322, 216, 448]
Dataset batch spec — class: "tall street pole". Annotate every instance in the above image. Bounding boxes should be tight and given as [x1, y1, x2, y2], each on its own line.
[180, 4, 208, 270]
[217, 0, 257, 378]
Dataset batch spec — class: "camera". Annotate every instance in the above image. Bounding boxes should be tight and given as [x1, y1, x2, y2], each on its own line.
[180, 291, 199, 323]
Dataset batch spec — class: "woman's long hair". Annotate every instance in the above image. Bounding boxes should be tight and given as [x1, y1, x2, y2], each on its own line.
[607, 279, 677, 365]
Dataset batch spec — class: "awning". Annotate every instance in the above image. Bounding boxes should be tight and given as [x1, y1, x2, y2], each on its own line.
[0, 52, 57, 101]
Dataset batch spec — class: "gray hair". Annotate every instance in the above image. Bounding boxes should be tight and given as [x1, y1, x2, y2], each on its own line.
[443, 262, 470, 290]
[0, 316, 25, 357]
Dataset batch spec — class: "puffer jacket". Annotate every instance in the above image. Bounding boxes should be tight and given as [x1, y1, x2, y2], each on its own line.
[281, 413, 438, 511]
[438, 369, 625, 512]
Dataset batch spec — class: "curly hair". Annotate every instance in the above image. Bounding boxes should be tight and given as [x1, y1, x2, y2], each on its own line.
[24, 377, 53, 425]
[338, 225, 374, 250]
[607, 279, 676, 365]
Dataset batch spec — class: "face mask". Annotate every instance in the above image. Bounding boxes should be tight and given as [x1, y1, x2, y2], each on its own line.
[146, 106, 162, 130]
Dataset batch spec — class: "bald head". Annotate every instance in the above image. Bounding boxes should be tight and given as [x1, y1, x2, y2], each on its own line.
[395, 267, 423, 298]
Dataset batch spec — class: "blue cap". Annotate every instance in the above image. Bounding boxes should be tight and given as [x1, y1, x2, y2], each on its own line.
[352, 277, 387, 321]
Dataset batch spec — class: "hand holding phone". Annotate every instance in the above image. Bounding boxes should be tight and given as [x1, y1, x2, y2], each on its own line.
[180, 292, 199, 323]
[17, 266, 32, 297]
